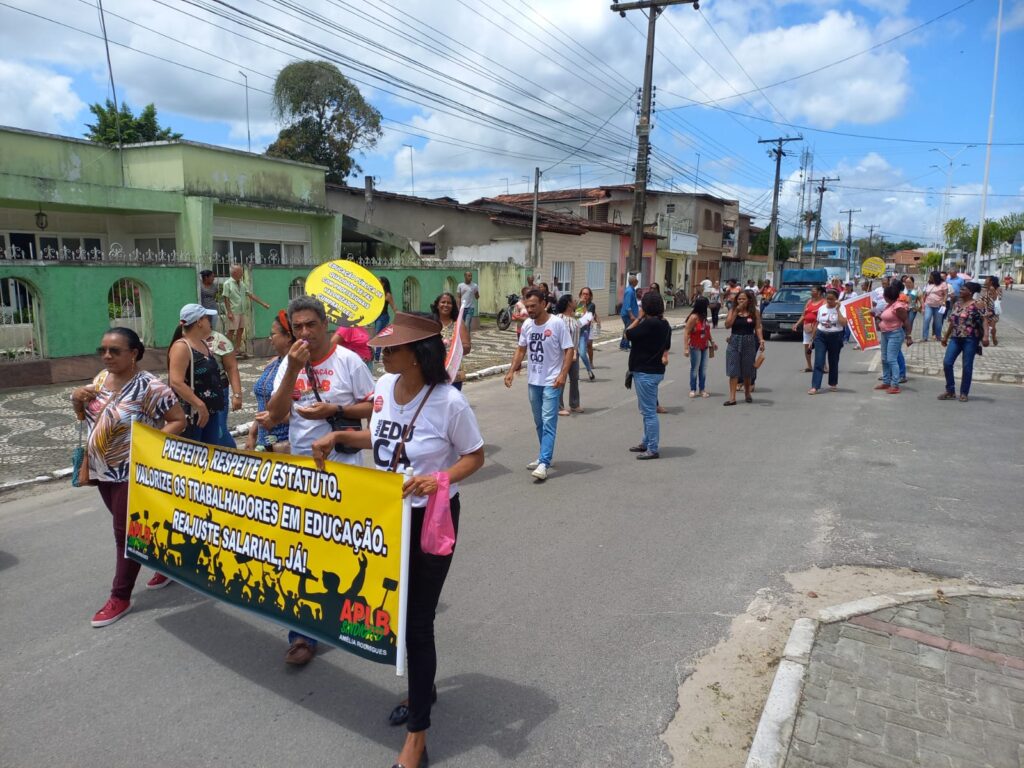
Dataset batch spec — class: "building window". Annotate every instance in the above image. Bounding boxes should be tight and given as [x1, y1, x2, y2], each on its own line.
[418, 241, 437, 256]
[289, 277, 305, 300]
[259, 242, 283, 266]
[666, 203, 676, 214]
[585, 260, 607, 290]
[0, 278, 43, 359]
[212, 239, 308, 276]
[703, 209, 713, 230]
[588, 203, 609, 223]
[107, 278, 151, 344]
[134, 237, 176, 258]
[714, 212, 722, 233]
[552, 261, 573, 296]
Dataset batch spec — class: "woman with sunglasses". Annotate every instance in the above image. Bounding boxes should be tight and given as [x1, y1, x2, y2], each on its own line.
[311, 313, 485, 768]
[245, 311, 294, 453]
[431, 292, 471, 390]
[70, 327, 187, 627]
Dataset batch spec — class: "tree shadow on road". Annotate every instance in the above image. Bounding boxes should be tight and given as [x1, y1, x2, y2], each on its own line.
[155, 602, 556, 761]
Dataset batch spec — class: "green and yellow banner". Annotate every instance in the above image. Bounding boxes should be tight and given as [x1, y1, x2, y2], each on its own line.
[126, 423, 408, 668]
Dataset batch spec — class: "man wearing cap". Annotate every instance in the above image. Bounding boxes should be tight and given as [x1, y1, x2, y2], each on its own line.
[504, 286, 575, 481]
[222, 264, 270, 355]
[266, 295, 375, 666]
[620, 273, 639, 350]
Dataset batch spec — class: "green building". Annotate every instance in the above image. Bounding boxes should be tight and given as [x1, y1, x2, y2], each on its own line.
[0, 126, 441, 385]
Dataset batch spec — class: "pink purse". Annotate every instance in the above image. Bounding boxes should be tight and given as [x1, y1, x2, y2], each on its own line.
[421, 472, 455, 556]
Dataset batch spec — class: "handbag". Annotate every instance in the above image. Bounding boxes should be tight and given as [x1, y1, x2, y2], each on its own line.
[624, 371, 633, 389]
[421, 472, 455, 556]
[71, 419, 94, 488]
[307, 364, 362, 455]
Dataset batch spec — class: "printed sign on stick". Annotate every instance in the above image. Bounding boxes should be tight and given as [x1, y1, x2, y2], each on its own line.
[304, 260, 386, 327]
[127, 423, 408, 669]
[840, 294, 879, 350]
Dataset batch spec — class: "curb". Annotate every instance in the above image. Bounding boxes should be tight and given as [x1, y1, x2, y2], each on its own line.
[904, 364, 1024, 385]
[744, 584, 1024, 768]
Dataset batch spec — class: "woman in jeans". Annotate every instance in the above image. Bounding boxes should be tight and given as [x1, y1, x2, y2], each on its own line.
[807, 288, 848, 395]
[724, 290, 764, 406]
[903, 275, 921, 338]
[793, 285, 825, 372]
[576, 286, 597, 380]
[938, 282, 986, 402]
[921, 271, 948, 341]
[682, 296, 716, 398]
[312, 313, 484, 768]
[624, 292, 671, 460]
[70, 327, 186, 627]
[874, 283, 913, 394]
[555, 294, 582, 415]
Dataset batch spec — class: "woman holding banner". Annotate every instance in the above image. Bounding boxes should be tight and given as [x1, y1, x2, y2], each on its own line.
[246, 311, 293, 452]
[70, 327, 187, 627]
[312, 313, 485, 768]
[431, 292, 470, 390]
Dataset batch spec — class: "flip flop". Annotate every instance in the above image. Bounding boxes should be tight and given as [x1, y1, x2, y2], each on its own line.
[723, 400, 736, 406]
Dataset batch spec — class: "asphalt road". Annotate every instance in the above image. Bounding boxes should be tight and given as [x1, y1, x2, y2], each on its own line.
[2, 306, 1022, 768]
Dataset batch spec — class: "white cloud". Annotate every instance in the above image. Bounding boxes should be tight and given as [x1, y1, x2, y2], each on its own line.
[1005, 0, 1024, 31]
[0, 60, 85, 134]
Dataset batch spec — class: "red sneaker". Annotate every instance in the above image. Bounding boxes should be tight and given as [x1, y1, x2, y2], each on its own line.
[873, 383, 889, 390]
[887, 387, 901, 394]
[146, 573, 172, 590]
[91, 597, 132, 628]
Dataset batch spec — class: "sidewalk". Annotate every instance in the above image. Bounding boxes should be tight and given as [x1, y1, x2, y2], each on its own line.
[0, 306, 692, 487]
[748, 588, 1024, 768]
[903, 294, 1024, 385]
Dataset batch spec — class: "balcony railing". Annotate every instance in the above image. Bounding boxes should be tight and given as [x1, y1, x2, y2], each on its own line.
[0, 243, 195, 264]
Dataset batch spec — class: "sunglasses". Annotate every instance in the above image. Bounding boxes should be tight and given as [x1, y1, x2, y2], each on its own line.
[97, 346, 127, 356]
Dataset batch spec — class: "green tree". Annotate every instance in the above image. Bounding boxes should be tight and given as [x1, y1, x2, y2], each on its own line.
[749, 229, 791, 260]
[920, 251, 943, 270]
[891, 239, 923, 252]
[943, 217, 971, 251]
[85, 100, 181, 145]
[994, 212, 1024, 244]
[266, 60, 382, 183]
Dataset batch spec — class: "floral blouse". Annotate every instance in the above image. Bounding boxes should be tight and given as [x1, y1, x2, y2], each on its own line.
[253, 356, 290, 447]
[947, 301, 984, 339]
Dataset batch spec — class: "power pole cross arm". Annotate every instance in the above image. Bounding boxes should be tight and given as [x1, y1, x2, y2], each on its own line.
[758, 136, 802, 286]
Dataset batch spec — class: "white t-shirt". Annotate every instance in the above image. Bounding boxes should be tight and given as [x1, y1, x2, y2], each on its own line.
[518, 316, 574, 386]
[816, 304, 843, 333]
[369, 374, 484, 507]
[272, 343, 375, 465]
[457, 281, 479, 310]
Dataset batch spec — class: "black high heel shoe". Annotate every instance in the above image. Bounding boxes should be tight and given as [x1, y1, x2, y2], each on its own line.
[387, 685, 437, 726]
[391, 747, 428, 768]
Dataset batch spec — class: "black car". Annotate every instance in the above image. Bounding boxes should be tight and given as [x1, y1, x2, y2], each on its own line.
[760, 286, 814, 339]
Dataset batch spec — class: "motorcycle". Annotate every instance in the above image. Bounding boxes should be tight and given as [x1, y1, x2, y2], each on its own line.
[496, 293, 520, 331]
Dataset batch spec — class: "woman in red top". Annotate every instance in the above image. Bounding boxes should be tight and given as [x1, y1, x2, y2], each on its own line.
[683, 296, 717, 398]
[792, 285, 825, 372]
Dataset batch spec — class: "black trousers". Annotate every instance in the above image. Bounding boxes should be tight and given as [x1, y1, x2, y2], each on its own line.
[710, 305, 721, 327]
[406, 493, 460, 732]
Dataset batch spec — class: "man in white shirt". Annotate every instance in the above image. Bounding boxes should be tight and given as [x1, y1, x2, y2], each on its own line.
[266, 295, 374, 667]
[456, 271, 479, 337]
[504, 286, 574, 481]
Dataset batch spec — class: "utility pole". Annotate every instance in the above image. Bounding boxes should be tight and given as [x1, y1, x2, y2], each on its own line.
[500, 177, 509, 195]
[809, 176, 838, 269]
[758, 136, 801, 284]
[973, 0, 1003, 278]
[866, 224, 878, 261]
[612, 0, 700, 274]
[529, 167, 541, 272]
[794, 146, 812, 262]
[238, 71, 251, 153]
[403, 144, 415, 196]
[839, 208, 861, 278]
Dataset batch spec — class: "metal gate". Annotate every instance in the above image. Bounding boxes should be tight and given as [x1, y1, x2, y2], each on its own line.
[402, 276, 421, 312]
[108, 278, 150, 344]
[0, 278, 43, 360]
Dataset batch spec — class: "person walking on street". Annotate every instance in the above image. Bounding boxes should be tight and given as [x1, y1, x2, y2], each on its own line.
[432, 292, 471, 390]
[921, 271, 948, 342]
[807, 288, 848, 395]
[707, 280, 723, 328]
[311, 313, 485, 768]
[945, 267, 965, 315]
[221, 264, 269, 355]
[980, 275, 1002, 346]
[456, 271, 479, 337]
[874, 283, 913, 394]
[620, 273, 639, 349]
[576, 287, 597, 379]
[266, 295, 375, 667]
[625, 292, 671, 460]
[903, 275, 921, 339]
[199, 270, 219, 328]
[682, 296, 716, 398]
[504, 287, 574, 481]
[167, 304, 235, 447]
[556, 294, 582, 415]
[71, 327, 187, 626]
[724, 290, 764, 406]
[938, 282, 986, 402]
[793, 285, 825, 372]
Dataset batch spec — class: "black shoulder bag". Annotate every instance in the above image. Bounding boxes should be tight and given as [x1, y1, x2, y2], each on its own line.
[306, 364, 363, 454]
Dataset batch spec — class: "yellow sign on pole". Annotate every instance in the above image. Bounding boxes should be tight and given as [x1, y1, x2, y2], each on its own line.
[304, 259, 385, 326]
[861, 257, 886, 278]
[126, 423, 409, 669]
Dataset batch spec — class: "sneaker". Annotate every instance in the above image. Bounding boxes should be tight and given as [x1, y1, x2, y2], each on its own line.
[146, 573, 172, 590]
[873, 383, 889, 390]
[531, 463, 548, 481]
[526, 460, 540, 470]
[688, 391, 696, 398]
[91, 597, 132, 628]
[628, 444, 648, 452]
[899, 377, 908, 384]
[887, 386, 901, 395]
[636, 451, 660, 460]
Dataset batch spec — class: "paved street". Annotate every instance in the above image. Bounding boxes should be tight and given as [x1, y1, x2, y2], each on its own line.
[2, 294, 1023, 767]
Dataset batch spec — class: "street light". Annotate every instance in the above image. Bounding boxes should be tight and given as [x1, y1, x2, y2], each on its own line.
[930, 146, 974, 243]
[238, 71, 251, 153]
[402, 144, 415, 196]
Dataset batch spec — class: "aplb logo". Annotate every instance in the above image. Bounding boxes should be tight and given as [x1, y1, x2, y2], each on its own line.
[339, 598, 391, 640]
[373, 395, 384, 413]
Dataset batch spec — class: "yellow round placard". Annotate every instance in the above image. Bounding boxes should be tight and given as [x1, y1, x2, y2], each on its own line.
[304, 260, 385, 326]
[861, 257, 886, 278]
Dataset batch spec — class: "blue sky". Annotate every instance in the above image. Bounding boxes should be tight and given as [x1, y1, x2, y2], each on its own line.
[2, 0, 1021, 246]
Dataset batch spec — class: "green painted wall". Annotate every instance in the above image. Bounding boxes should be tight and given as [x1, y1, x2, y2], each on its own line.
[0, 264, 197, 357]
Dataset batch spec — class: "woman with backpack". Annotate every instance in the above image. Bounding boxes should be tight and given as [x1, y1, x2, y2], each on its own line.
[682, 296, 717, 398]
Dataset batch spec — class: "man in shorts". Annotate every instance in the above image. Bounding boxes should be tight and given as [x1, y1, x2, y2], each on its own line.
[221, 264, 269, 355]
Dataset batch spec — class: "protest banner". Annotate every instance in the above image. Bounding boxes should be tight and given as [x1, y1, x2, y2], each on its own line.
[127, 423, 410, 672]
[841, 294, 879, 350]
[861, 257, 886, 278]
[304, 259, 386, 326]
